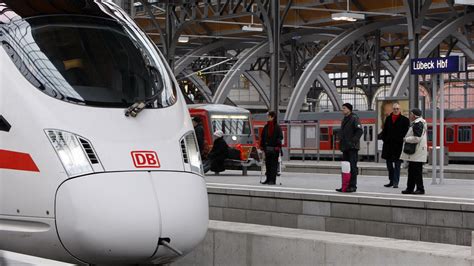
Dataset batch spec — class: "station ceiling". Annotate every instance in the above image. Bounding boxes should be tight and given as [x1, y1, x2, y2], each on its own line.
[133, 0, 473, 73]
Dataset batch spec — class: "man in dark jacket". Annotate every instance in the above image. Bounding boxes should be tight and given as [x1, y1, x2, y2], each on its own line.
[378, 103, 410, 188]
[260, 111, 283, 185]
[336, 103, 363, 193]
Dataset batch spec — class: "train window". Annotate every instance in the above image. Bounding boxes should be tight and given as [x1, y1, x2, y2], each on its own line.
[254, 128, 260, 140]
[0, 15, 177, 108]
[427, 127, 433, 142]
[458, 126, 472, 143]
[369, 126, 373, 141]
[446, 126, 454, 143]
[362, 126, 374, 141]
[211, 115, 251, 136]
[332, 128, 341, 140]
[320, 127, 329, 141]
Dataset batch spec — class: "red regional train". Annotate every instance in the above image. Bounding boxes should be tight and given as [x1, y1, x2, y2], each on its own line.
[253, 109, 474, 162]
[188, 104, 261, 172]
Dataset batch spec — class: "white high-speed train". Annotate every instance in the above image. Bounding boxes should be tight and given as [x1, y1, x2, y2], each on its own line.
[0, 0, 208, 265]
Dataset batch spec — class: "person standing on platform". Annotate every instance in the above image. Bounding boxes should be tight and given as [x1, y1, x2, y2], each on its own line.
[336, 103, 363, 193]
[400, 108, 428, 195]
[192, 116, 205, 158]
[260, 111, 283, 185]
[378, 103, 410, 188]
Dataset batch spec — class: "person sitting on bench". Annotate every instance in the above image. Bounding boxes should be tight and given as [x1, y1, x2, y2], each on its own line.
[203, 130, 229, 174]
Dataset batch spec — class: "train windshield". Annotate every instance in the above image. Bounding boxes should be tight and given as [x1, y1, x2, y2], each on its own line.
[211, 114, 252, 136]
[0, 15, 176, 108]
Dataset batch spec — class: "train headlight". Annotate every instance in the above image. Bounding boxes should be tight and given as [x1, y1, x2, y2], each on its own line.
[46, 130, 94, 177]
[180, 132, 203, 176]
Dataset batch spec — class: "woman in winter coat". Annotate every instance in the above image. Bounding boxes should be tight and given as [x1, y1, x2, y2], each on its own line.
[204, 130, 229, 174]
[259, 111, 283, 185]
[400, 108, 428, 195]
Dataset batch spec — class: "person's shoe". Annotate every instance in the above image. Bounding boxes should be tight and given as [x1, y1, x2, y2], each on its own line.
[267, 181, 276, 185]
[346, 187, 357, 193]
[393, 185, 399, 188]
[384, 183, 393, 187]
[260, 180, 269, 184]
[401, 190, 414, 194]
[413, 190, 425, 195]
[335, 188, 343, 192]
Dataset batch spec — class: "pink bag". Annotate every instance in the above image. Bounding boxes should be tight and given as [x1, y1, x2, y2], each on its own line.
[341, 161, 351, 192]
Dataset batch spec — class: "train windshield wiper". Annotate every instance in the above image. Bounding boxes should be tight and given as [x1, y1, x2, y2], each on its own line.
[124, 93, 162, 117]
[66, 96, 86, 104]
[124, 65, 163, 117]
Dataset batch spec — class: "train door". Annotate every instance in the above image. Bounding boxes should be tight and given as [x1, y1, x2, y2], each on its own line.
[361, 124, 375, 158]
[319, 126, 330, 152]
[331, 127, 341, 159]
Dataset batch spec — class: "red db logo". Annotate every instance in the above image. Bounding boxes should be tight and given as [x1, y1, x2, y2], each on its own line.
[131, 151, 161, 168]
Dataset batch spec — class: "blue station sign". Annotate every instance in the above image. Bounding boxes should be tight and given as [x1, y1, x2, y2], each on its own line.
[410, 56, 463, 74]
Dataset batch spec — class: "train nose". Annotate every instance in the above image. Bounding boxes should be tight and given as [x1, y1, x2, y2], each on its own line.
[55, 172, 163, 264]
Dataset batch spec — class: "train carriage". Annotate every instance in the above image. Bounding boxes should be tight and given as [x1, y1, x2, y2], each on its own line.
[253, 109, 474, 162]
[0, 1, 208, 264]
[189, 104, 261, 173]
[429, 108, 474, 162]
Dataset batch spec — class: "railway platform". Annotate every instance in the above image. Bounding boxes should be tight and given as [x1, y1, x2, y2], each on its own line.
[283, 160, 474, 180]
[205, 170, 474, 247]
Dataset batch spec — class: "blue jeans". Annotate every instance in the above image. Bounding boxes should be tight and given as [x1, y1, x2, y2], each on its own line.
[386, 159, 402, 185]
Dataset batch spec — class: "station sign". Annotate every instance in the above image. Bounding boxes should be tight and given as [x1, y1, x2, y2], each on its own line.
[410, 56, 464, 74]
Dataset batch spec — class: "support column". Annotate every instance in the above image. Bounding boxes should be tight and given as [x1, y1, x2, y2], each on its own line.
[407, 0, 420, 109]
[408, 38, 419, 109]
[270, 0, 280, 115]
[440, 75, 445, 184]
[431, 74, 437, 184]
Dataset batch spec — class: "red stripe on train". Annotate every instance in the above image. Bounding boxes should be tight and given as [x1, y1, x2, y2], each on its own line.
[0, 149, 40, 172]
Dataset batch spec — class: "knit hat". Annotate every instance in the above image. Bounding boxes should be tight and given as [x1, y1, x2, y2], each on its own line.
[410, 108, 422, 117]
[213, 130, 224, 138]
[342, 103, 353, 112]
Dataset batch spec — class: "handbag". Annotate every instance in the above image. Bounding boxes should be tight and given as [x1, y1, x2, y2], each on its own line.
[403, 122, 425, 155]
[403, 143, 417, 155]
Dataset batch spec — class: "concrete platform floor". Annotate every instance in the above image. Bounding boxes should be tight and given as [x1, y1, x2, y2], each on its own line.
[284, 160, 474, 180]
[205, 170, 474, 203]
[286, 160, 474, 171]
